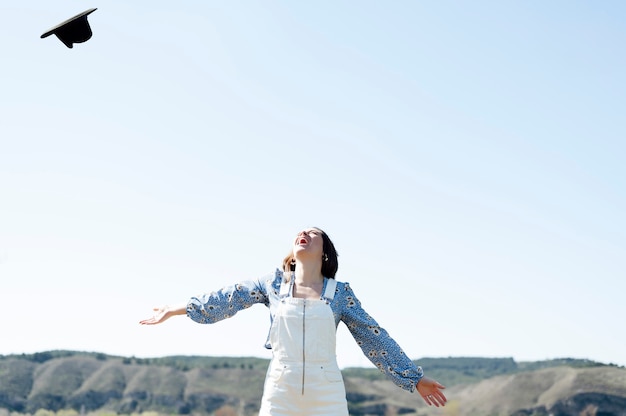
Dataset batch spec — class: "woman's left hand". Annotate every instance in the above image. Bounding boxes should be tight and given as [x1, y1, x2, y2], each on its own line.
[416, 376, 447, 407]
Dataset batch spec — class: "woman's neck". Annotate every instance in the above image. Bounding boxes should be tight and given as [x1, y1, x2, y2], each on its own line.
[294, 260, 324, 286]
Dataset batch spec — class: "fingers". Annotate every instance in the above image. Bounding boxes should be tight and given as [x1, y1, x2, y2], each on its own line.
[434, 391, 447, 406]
[139, 307, 165, 325]
[422, 394, 436, 407]
[421, 390, 447, 407]
[140, 314, 165, 325]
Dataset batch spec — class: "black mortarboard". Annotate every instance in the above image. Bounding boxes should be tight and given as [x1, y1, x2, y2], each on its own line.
[41, 8, 98, 48]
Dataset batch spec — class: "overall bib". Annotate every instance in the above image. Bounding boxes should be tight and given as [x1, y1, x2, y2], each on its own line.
[259, 278, 348, 416]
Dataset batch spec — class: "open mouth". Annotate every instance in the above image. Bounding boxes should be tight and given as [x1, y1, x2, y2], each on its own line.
[298, 238, 307, 245]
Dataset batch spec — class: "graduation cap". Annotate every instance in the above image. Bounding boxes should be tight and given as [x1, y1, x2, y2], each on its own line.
[41, 8, 98, 48]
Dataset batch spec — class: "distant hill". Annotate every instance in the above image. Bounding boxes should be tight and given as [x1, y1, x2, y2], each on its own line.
[0, 351, 624, 416]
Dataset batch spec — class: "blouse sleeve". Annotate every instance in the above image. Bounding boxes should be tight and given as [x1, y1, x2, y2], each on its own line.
[339, 282, 424, 392]
[186, 278, 270, 324]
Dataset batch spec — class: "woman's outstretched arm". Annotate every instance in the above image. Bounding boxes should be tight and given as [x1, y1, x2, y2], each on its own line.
[140, 274, 276, 326]
[339, 282, 447, 406]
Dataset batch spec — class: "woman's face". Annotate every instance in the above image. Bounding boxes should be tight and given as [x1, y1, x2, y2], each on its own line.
[293, 228, 324, 260]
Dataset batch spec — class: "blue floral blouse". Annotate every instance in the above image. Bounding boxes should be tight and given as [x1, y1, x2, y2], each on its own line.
[186, 269, 424, 392]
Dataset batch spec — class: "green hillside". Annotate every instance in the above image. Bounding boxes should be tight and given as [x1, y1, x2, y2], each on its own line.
[0, 352, 624, 416]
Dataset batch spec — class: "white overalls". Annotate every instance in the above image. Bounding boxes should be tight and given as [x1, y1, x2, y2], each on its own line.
[259, 277, 349, 416]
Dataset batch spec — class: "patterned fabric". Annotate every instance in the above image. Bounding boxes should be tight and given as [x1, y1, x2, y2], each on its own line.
[186, 269, 424, 392]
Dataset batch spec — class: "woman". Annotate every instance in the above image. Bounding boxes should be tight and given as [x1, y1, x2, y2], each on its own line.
[140, 227, 447, 415]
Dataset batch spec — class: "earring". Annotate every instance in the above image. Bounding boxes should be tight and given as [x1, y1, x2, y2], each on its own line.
[323, 254, 329, 262]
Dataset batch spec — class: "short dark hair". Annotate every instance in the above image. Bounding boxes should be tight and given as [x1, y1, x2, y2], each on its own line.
[315, 227, 339, 279]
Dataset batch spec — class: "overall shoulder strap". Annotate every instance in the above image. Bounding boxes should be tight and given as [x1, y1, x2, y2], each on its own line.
[322, 278, 337, 302]
[279, 272, 293, 298]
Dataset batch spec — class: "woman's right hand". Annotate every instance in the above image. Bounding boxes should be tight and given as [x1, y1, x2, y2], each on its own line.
[139, 304, 187, 325]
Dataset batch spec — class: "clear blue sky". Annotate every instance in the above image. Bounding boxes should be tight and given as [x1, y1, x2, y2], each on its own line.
[1, 1, 624, 369]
